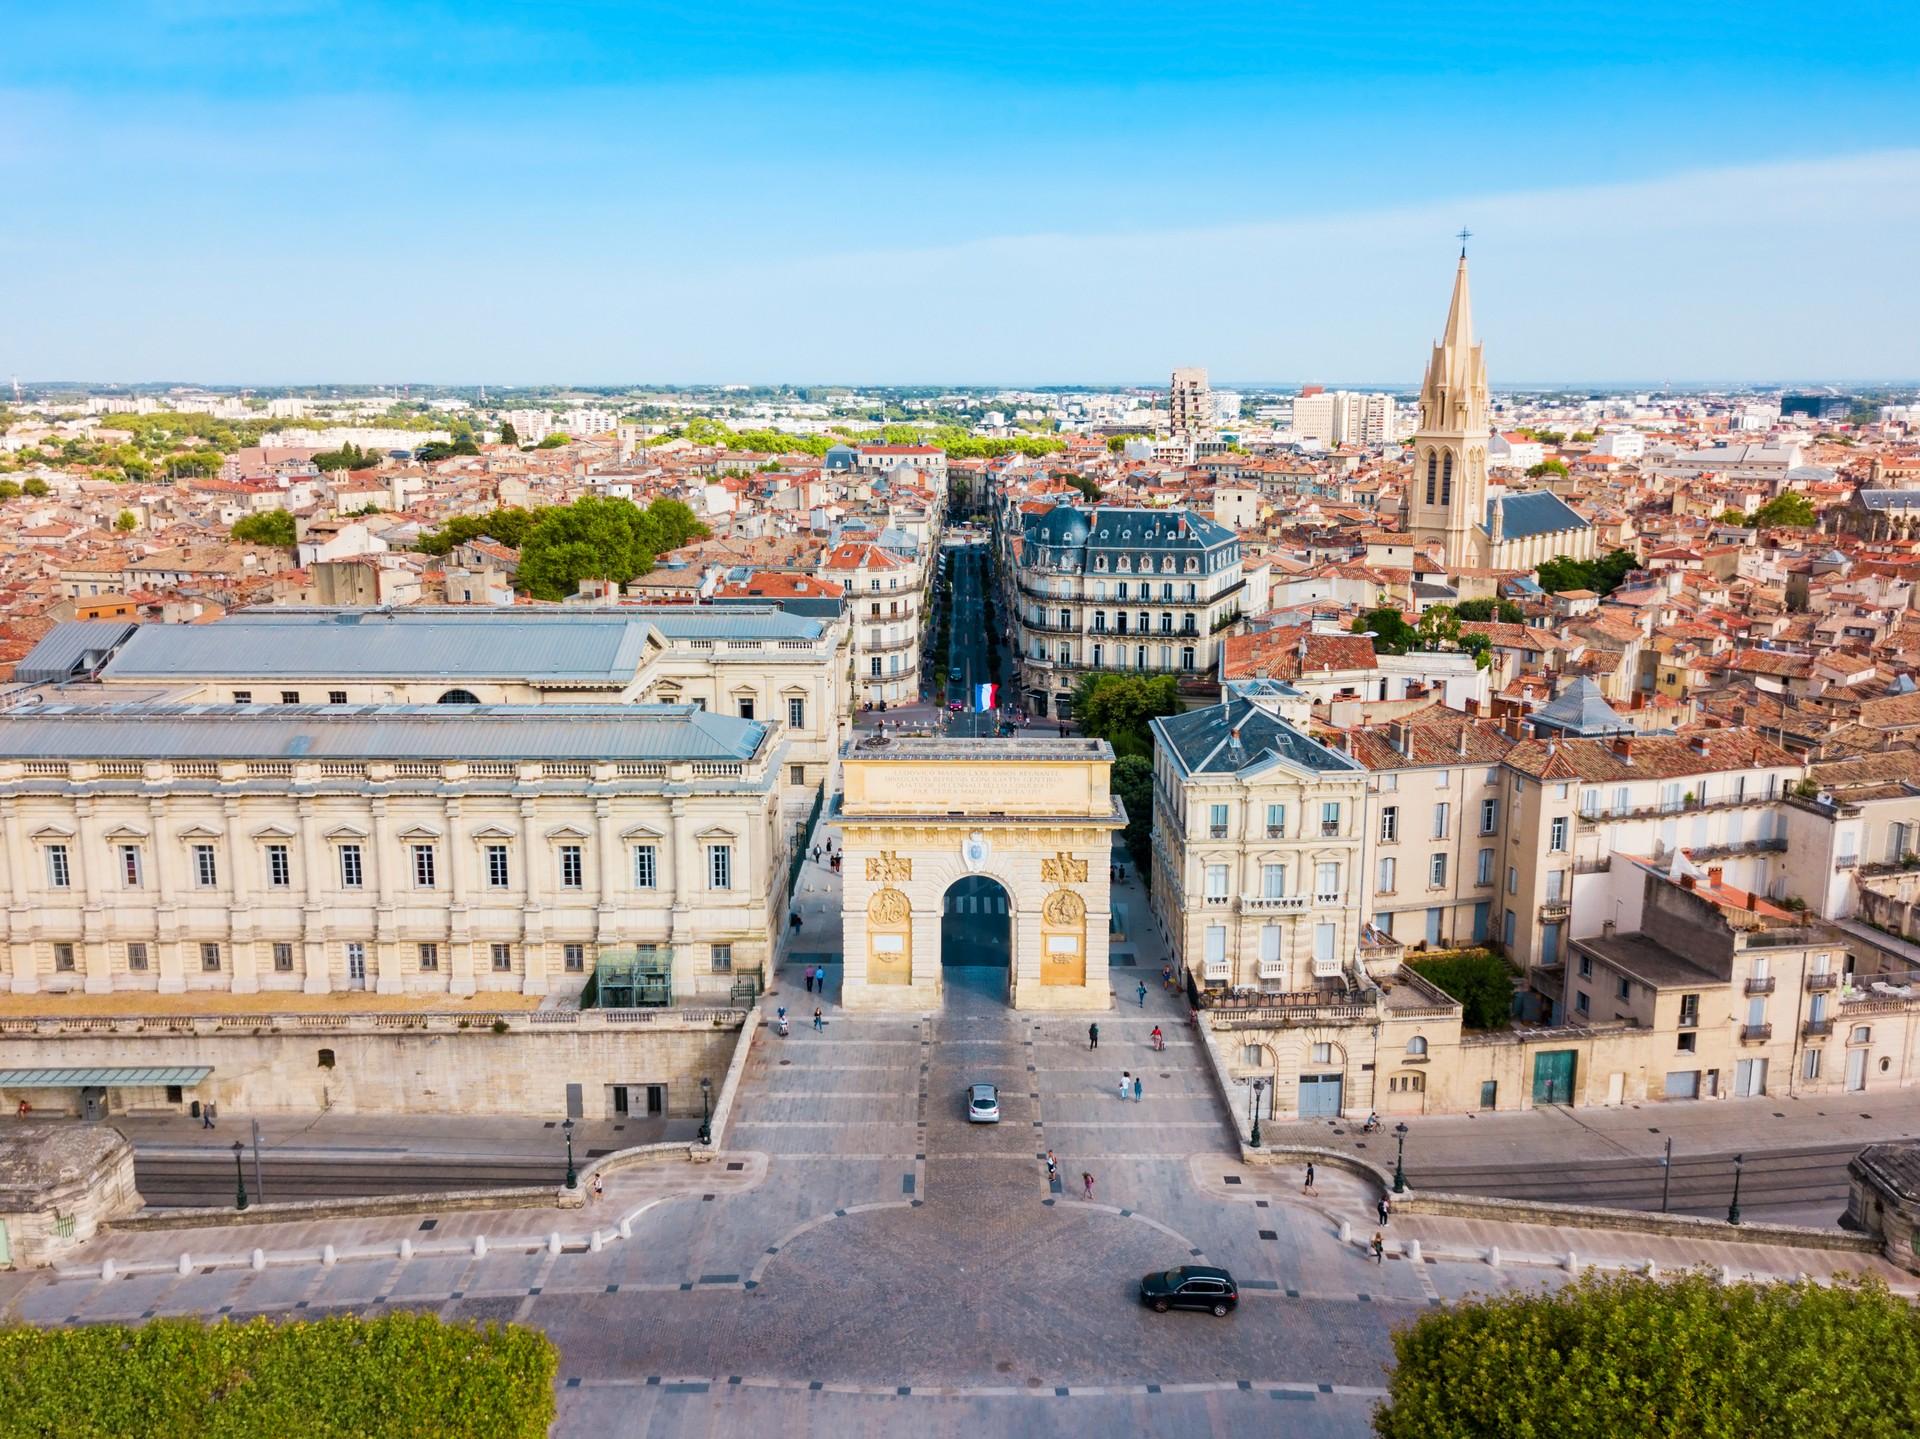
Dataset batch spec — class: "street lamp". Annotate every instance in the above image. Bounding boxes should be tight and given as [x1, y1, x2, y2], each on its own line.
[231, 1139, 249, 1212]
[562, 1116, 577, 1191]
[1248, 1078, 1267, 1149]
[1727, 1152, 1745, 1226]
[698, 1077, 713, 1147]
[1392, 1122, 1410, 1195]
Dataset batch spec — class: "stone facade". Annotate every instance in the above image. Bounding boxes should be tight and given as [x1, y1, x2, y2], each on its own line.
[0, 1123, 141, 1269]
[837, 737, 1123, 1011]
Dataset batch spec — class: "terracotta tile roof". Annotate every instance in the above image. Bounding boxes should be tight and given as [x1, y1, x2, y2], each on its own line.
[1504, 729, 1798, 783]
[1220, 625, 1377, 680]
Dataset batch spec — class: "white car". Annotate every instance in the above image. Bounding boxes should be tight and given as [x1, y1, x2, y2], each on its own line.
[967, 1083, 1000, 1123]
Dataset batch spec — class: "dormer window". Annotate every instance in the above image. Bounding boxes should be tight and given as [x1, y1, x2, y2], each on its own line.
[1093, 556, 1106, 571]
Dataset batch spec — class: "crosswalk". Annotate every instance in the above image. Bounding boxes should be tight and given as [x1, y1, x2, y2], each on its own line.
[944, 894, 1009, 916]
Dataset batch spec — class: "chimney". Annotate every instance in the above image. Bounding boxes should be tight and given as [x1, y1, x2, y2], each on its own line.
[1389, 720, 1409, 756]
[1601, 918, 1617, 937]
[1612, 734, 1635, 762]
[1746, 890, 1757, 911]
[1464, 697, 1480, 716]
[1691, 733, 1710, 757]
[1681, 874, 1697, 890]
[1707, 866, 1724, 888]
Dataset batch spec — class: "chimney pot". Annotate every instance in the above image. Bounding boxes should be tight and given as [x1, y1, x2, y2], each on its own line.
[1707, 866, 1724, 887]
[1681, 874, 1697, 890]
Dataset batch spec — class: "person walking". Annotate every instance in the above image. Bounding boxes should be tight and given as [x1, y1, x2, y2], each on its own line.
[1082, 1171, 1095, 1201]
[591, 1173, 604, 1200]
[1371, 1232, 1385, 1265]
[202, 1102, 216, 1130]
[1303, 1162, 1315, 1193]
[1088, 1022, 1099, 1051]
[1045, 1150, 1058, 1183]
[812, 1006, 824, 1032]
[803, 964, 815, 994]
[1377, 1195, 1391, 1227]
[1136, 980, 1147, 1008]
[1132, 1074, 1142, 1103]
[1119, 1071, 1130, 1101]
[1150, 1025, 1163, 1051]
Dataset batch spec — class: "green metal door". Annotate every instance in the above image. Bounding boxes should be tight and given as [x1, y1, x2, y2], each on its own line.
[1532, 1050, 1577, 1106]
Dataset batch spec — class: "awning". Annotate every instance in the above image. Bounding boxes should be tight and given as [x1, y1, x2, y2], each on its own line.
[0, 1066, 212, 1088]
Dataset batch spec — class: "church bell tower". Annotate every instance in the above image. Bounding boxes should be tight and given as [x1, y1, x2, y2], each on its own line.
[1406, 245, 1491, 568]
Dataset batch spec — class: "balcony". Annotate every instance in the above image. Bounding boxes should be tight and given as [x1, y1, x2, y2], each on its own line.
[1242, 894, 1308, 912]
[1320, 822, 1342, 838]
[1208, 825, 1228, 839]
[1803, 1018, 1834, 1038]
[1807, 972, 1839, 992]
[1266, 825, 1286, 839]
[1203, 894, 1232, 907]
[1313, 890, 1343, 907]
[1744, 975, 1777, 995]
[1740, 1022, 1773, 1044]
[1538, 899, 1570, 922]
[862, 633, 918, 654]
[1021, 617, 1081, 635]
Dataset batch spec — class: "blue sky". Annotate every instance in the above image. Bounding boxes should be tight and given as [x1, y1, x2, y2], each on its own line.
[4, 1, 1917, 385]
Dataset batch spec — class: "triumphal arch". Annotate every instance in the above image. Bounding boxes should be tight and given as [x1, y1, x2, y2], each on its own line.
[837, 736, 1123, 1011]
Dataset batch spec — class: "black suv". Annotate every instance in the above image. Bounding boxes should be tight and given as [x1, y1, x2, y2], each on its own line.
[1139, 1264, 1238, 1316]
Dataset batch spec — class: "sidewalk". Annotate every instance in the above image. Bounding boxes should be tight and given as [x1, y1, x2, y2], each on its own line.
[62, 1111, 676, 1160]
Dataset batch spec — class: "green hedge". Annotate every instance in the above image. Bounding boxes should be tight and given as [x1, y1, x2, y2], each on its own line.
[1377, 1273, 1920, 1439]
[1406, 949, 1514, 1030]
[0, 1314, 556, 1439]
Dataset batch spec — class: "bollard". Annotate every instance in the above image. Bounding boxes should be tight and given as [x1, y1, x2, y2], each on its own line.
[1338, 1220, 1352, 1244]
[179, 1253, 192, 1276]
[251, 1248, 266, 1272]
[101, 1259, 116, 1283]
[548, 1232, 562, 1256]
[1406, 1240, 1422, 1264]
[1719, 1264, 1733, 1285]
[589, 1231, 604, 1253]
[473, 1235, 488, 1259]
[399, 1238, 413, 1261]
[618, 1218, 632, 1240]
[1564, 1250, 1578, 1272]
[322, 1245, 337, 1268]
[1486, 1245, 1501, 1268]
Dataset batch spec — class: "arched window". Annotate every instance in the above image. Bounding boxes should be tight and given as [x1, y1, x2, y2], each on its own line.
[437, 688, 481, 705]
[1440, 452, 1453, 505]
[1851, 1025, 1873, 1044]
[1424, 451, 1438, 504]
[1406, 1036, 1428, 1056]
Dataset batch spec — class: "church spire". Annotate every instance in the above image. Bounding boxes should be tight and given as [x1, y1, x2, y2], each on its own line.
[1420, 249, 1488, 437]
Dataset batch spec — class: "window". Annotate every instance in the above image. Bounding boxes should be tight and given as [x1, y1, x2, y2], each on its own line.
[200, 942, 221, 971]
[1204, 925, 1227, 974]
[119, 845, 143, 888]
[1429, 853, 1448, 888]
[1209, 803, 1229, 839]
[47, 844, 71, 889]
[1440, 450, 1453, 504]
[710, 942, 733, 973]
[1312, 922, 1336, 966]
[871, 657, 882, 677]
[1477, 848, 1494, 885]
[737, 697, 755, 720]
[412, 844, 437, 888]
[1480, 798, 1499, 834]
[1205, 864, 1229, 900]
[266, 843, 291, 888]
[492, 943, 513, 972]
[1679, 994, 1699, 1027]
[1380, 806, 1399, 843]
[1578, 954, 1593, 978]
[1852, 1025, 1872, 1044]
[1549, 817, 1568, 852]
[317, 1047, 336, 1068]
[54, 942, 75, 972]
[709, 844, 732, 889]
[1804, 1048, 1821, 1081]
[1181, 645, 1195, 670]
[559, 844, 584, 889]
[1575, 990, 1590, 1015]
[1266, 803, 1286, 837]
[791, 764, 806, 786]
[280, 690, 300, 705]
[787, 696, 806, 728]
[338, 844, 363, 889]
[1316, 861, 1340, 900]
[1432, 802, 1450, 840]
[328, 690, 348, 705]
[1320, 801, 1341, 837]
[1407, 1036, 1428, 1056]
[273, 942, 294, 972]
[1507, 865, 1518, 895]
[1377, 857, 1396, 893]
[564, 943, 585, 972]
[1617, 977, 1631, 1001]
[1678, 1031, 1697, 1052]
[1311, 1042, 1333, 1064]
[193, 843, 218, 888]
[1259, 924, 1282, 975]
[418, 942, 439, 971]
[127, 941, 149, 971]
[632, 845, 657, 889]
[1261, 863, 1286, 898]
[232, 690, 252, 704]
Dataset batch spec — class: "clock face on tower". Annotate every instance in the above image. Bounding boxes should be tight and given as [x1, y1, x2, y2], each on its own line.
[963, 832, 990, 870]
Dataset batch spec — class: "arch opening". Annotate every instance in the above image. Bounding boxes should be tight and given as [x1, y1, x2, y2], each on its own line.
[941, 874, 1011, 1006]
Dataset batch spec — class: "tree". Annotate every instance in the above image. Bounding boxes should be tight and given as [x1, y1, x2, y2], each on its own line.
[534, 433, 570, 449]
[1537, 548, 1638, 596]
[1377, 1273, 1920, 1439]
[21, 476, 49, 497]
[314, 442, 378, 472]
[416, 506, 542, 555]
[415, 439, 481, 463]
[1414, 604, 1460, 652]
[1064, 474, 1101, 502]
[1453, 598, 1523, 624]
[1407, 951, 1513, 1028]
[1719, 507, 1750, 526]
[1111, 754, 1154, 880]
[231, 509, 296, 548]
[0, 480, 19, 500]
[1353, 606, 1418, 655]
[1526, 458, 1570, 478]
[1069, 672, 1180, 760]
[514, 496, 710, 601]
[1106, 433, 1150, 453]
[114, 509, 137, 532]
[499, 421, 519, 446]
[1749, 491, 1817, 528]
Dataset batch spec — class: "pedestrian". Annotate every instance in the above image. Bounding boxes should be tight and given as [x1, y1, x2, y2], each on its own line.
[1136, 980, 1147, 1008]
[1303, 1162, 1315, 1192]
[803, 964, 815, 993]
[1378, 1195, 1390, 1226]
[1088, 1022, 1099, 1051]
[789, 910, 801, 933]
[1150, 1024, 1163, 1051]
[812, 1006, 824, 1032]
[592, 1173, 604, 1200]
[1132, 1074, 1142, 1103]
[1371, 1231, 1385, 1265]
[202, 1102, 216, 1130]
[1058, 722, 1067, 737]
[1082, 1171, 1095, 1201]
[1045, 1149, 1058, 1182]
[1119, 1071, 1130, 1101]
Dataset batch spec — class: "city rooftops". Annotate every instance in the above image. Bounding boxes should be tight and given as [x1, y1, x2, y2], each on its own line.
[1152, 696, 1363, 778]
[0, 703, 768, 764]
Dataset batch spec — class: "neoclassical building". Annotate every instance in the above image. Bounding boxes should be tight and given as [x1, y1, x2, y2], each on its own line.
[0, 704, 787, 1003]
[1405, 253, 1596, 572]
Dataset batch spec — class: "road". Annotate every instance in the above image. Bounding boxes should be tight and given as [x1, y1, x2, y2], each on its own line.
[942, 540, 996, 735]
[132, 1151, 572, 1208]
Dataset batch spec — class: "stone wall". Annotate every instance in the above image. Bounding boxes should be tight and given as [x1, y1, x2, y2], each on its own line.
[0, 1124, 142, 1269]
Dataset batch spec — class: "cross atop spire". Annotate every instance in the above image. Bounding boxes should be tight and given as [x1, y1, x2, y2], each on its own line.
[1456, 226, 1472, 257]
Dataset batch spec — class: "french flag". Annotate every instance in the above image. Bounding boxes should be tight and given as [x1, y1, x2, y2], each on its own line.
[973, 682, 997, 713]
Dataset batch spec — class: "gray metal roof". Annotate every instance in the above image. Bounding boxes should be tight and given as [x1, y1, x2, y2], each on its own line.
[1150, 697, 1362, 777]
[1531, 677, 1629, 737]
[95, 606, 822, 684]
[1086, 507, 1235, 550]
[0, 704, 767, 763]
[1488, 490, 1588, 540]
[0, 1066, 212, 1087]
[12, 621, 139, 685]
